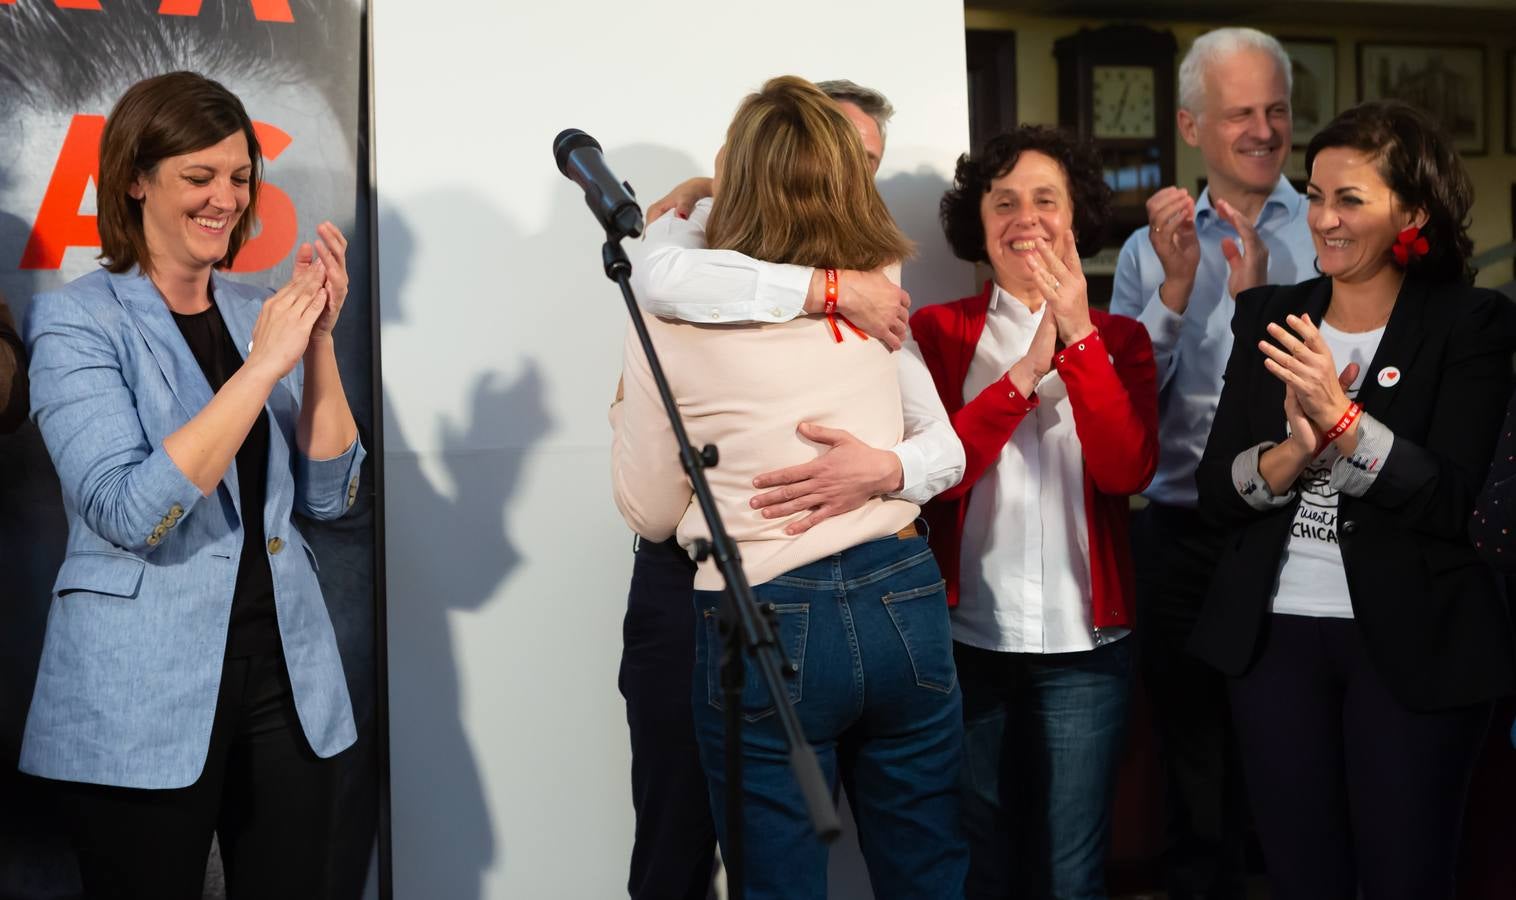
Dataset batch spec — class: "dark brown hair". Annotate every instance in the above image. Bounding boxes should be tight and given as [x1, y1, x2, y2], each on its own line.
[940, 126, 1112, 262]
[1305, 100, 1475, 284]
[706, 76, 912, 270]
[97, 71, 262, 273]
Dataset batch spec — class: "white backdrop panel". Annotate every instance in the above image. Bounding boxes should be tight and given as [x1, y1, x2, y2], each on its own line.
[373, 2, 973, 896]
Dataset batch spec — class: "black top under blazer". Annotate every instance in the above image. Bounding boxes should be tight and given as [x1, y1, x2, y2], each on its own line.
[1190, 275, 1516, 711]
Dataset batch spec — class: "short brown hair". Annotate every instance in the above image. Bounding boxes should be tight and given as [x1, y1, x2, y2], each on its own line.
[97, 71, 262, 274]
[706, 76, 912, 270]
[940, 126, 1113, 261]
[1305, 100, 1475, 284]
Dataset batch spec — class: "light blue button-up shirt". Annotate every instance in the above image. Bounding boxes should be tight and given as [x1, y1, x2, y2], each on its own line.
[1110, 175, 1317, 507]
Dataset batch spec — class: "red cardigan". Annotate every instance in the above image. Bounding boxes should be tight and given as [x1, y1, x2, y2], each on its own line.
[910, 282, 1159, 630]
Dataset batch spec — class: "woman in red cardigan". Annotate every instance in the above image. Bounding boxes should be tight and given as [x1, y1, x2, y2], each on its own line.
[911, 126, 1158, 899]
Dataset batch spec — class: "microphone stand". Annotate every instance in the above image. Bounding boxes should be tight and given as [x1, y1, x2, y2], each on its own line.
[600, 231, 841, 900]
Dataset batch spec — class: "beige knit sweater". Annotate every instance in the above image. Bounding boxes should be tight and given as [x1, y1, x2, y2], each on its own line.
[610, 308, 918, 590]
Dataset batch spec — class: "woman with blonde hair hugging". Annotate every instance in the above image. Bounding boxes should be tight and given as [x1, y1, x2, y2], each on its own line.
[610, 76, 966, 900]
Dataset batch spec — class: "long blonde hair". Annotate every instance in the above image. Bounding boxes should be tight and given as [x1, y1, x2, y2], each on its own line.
[706, 76, 912, 270]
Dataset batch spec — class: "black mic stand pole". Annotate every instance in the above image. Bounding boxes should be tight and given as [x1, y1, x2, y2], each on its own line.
[600, 232, 841, 900]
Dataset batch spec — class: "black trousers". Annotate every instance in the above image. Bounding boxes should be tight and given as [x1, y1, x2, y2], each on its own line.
[1131, 503, 1251, 900]
[618, 536, 716, 900]
[55, 653, 341, 900]
[1229, 614, 1490, 900]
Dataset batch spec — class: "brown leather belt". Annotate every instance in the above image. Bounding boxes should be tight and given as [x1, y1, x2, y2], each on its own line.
[895, 521, 920, 540]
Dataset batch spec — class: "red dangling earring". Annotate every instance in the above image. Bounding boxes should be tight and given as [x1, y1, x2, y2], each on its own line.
[1391, 225, 1429, 266]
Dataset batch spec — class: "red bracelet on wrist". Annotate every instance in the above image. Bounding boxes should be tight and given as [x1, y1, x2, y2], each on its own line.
[821, 268, 867, 343]
[1315, 401, 1362, 456]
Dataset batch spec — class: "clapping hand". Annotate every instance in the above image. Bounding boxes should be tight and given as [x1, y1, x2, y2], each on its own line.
[247, 263, 328, 380]
[1007, 303, 1059, 398]
[1283, 362, 1358, 458]
[1147, 187, 1200, 312]
[1214, 198, 1270, 300]
[292, 221, 350, 342]
[1260, 314, 1355, 434]
[1025, 231, 1095, 344]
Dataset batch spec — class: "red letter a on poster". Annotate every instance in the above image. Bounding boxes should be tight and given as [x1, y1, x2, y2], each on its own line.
[19, 114, 104, 271]
[157, 0, 294, 23]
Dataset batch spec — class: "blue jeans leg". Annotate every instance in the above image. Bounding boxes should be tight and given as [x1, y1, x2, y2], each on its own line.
[957, 638, 1133, 900]
[691, 535, 966, 900]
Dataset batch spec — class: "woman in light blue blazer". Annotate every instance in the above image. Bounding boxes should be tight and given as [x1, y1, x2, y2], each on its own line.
[20, 72, 365, 899]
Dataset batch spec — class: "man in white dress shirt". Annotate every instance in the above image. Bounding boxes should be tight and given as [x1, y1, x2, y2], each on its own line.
[1107, 29, 1318, 900]
[615, 80, 965, 900]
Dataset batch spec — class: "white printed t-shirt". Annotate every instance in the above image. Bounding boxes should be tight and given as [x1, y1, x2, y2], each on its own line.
[1271, 321, 1385, 618]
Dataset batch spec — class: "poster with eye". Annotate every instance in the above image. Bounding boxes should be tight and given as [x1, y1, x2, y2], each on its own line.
[0, 3, 384, 898]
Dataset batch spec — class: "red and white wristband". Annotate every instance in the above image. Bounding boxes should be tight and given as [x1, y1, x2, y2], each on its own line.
[1315, 401, 1362, 456]
[822, 268, 868, 343]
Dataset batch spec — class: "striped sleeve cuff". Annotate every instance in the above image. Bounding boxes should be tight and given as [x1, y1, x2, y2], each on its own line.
[1329, 412, 1394, 498]
[1232, 441, 1296, 509]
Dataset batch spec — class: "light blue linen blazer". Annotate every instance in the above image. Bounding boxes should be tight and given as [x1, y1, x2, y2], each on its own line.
[20, 267, 365, 789]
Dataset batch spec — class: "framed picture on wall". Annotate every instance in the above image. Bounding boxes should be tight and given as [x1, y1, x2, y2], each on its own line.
[1506, 49, 1515, 154]
[1281, 38, 1336, 147]
[1358, 41, 1486, 155]
[966, 30, 1017, 154]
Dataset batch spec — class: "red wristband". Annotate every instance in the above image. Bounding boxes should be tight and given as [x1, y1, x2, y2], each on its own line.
[1315, 401, 1362, 455]
[821, 268, 867, 343]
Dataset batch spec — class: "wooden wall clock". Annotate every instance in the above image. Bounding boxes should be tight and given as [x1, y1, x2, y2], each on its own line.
[1055, 25, 1179, 245]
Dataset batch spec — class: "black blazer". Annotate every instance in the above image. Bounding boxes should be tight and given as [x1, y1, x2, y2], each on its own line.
[1190, 275, 1516, 711]
[1471, 389, 1516, 571]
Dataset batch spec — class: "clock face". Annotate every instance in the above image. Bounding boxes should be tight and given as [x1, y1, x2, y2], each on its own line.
[1092, 65, 1157, 140]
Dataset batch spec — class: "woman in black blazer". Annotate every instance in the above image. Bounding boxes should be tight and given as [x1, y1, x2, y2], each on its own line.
[1191, 101, 1516, 900]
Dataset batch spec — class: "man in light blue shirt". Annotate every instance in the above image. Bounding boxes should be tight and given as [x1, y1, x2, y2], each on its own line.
[1108, 27, 1318, 900]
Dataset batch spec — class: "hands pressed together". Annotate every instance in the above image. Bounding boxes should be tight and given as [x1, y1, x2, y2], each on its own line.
[247, 221, 349, 381]
[1260, 313, 1360, 457]
[1009, 230, 1094, 397]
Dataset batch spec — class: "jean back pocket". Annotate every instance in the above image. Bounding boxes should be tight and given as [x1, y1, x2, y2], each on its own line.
[704, 602, 809, 723]
[882, 580, 956, 694]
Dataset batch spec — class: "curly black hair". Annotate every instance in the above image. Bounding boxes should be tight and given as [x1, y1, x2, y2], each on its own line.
[939, 126, 1112, 262]
[1305, 100, 1476, 284]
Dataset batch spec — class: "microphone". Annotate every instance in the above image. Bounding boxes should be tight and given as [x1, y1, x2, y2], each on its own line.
[553, 129, 644, 239]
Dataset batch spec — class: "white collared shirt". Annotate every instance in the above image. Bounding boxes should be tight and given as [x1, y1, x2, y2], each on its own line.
[633, 199, 965, 503]
[952, 285, 1127, 654]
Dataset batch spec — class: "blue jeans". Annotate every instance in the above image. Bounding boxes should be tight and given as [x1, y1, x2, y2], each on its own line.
[691, 534, 967, 900]
[955, 638, 1133, 900]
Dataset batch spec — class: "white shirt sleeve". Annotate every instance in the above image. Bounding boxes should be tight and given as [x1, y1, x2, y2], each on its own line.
[634, 198, 813, 323]
[889, 334, 965, 503]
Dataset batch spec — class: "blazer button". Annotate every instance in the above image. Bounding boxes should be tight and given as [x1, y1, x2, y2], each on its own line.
[1341, 520, 1357, 535]
[169, 503, 184, 519]
[268, 536, 285, 555]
